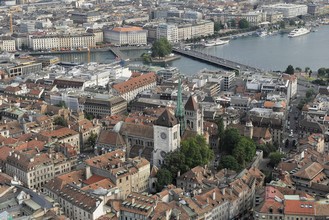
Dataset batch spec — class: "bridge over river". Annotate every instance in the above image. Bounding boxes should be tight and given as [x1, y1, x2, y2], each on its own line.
[172, 48, 263, 73]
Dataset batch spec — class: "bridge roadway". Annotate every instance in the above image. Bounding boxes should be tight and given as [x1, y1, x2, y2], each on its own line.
[172, 48, 262, 73]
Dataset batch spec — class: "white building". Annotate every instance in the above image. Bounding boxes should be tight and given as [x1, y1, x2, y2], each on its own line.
[153, 109, 180, 167]
[0, 37, 16, 52]
[261, 4, 308, 18]
[104, 26, 147, 46]
[156, 23, 178, 43]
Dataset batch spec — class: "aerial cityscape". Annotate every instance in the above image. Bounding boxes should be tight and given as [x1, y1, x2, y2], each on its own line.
[0, 0, 329, 219]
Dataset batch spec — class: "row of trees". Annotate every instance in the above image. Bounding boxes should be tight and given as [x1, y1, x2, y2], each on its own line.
[156, 135, 214, 191]
[214, 18, 250, 30]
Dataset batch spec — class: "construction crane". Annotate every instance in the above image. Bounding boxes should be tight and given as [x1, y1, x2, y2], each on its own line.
[9, 13, 13, 33]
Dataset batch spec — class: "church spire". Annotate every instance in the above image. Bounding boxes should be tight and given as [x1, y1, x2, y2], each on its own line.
[175, 77, 185, 136]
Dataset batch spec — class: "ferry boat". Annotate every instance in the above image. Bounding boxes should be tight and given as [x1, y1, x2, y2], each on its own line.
[288, 28, 310, 38]
[204, 39, 229, 47]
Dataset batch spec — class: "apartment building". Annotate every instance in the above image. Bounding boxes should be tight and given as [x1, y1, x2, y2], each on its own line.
[84, 96, 127, 118]
[0, 37, 16, 52]
[29, 33, 95, 51]
[69, 119, 101, 151]
[6, 151, 75, 189]
[52, 184, 104, 220]
[156, 23, 178, 43]
[3, 61, 42, 78]
[104, 26, 147, 46]
[39, 127, 80, 152]
[112, 72, 157, 102]
[262, 4, 308, 18]
[71, 12, 101, 24]
[85, 150, 150, 199]
[211, 11, 265, 26]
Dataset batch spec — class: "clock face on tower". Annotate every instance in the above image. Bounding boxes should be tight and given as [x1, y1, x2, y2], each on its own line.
[160, 151, 166, 158]
[160, 132, 167, 139]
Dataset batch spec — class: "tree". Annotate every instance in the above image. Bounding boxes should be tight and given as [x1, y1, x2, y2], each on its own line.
[180, 135, 214, 169]
[295, 67, 302, 73]
[215, 117, 224, 142]
[86, 132, 98, 149]
[163, 150, 189, 179]
[269, 152, 284, 167]
[53, 116, 67, 127]
[219, 155, 241, 171]
[306, 88, 315, 99]
[238, 19, 250, 29]
[285, 65, 295, 75]
[279, 21, 285, 29]
[155, 168, 172, 192]
[222, 128, 241, 153]
[305, 67, 310, 73]
[317, 67, 329, 78]
[228, 19, 236, 28]
[289, 20, 295, 26]
[151, 38, 172, 58]
[214, 21, 223, 32]
[55, 101, 66, 108]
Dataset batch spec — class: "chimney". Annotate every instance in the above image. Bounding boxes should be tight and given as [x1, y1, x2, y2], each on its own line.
[132, 198, 135, 204]
[212, 191, 216, 200]
[177, 171, 181, 177]
[9, 151, 12, 156]
[85, 165, 92, 179]
[4, 120, 6, 124]
[206, 198, 209, 204]
[221, 188, 225, 195]
[17, 155, 20, 160]
[14, 153, 17, 158]
[49, 154, 52, 159]
[30, 158, 34, 162]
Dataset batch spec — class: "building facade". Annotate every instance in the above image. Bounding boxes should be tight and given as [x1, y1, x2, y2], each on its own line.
[104, 26, 147, 46]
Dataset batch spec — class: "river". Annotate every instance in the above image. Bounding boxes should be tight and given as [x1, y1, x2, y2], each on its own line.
[52, 25, 329, 75]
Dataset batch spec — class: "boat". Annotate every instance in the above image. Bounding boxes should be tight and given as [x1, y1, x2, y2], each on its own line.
[288, 28, 310, 38]
[204, 39, 229, 47]
[257, 31, 268, 37]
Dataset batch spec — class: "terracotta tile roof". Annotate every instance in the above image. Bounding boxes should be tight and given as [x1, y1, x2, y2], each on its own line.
[81, 178, 116, 191]
[82, 175, 106, 185]
[264, 101, 275, 108]
[293, 162, 323, 180]
[112, 72, 156, 94]
[97, 130, 125, 147]
[112, 26, 144, 32]
[284, 200, 315, 215]
[0, 135, 18, 145]
[0, 146, 12, 163]
[85, 150, 126, 169]
[40, 127, 79, 139]
[45, 170, 85, 191]
[15, 140, 45, 152]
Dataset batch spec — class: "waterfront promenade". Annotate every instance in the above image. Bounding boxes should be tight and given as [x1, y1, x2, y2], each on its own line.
[172, 48, 262, 72]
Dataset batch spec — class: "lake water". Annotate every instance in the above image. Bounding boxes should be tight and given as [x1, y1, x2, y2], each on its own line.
[55, 25, 329, 75]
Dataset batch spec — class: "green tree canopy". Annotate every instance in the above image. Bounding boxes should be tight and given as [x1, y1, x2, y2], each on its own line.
[317, 67, 329, 78]
[269, 151, 284, 167]
[306, 88, 315, 99]
[238, 19, 250, 29]
[162, 135, 214, 181]
[214, 21, 224, 32]
[151, 38, 172, 58]
[86, 132, 98, 149]
[218, 155, 241, 171]
[222, 128, 241, 153]
[180, 135, 214, 168]
[285, 65, 295, 75]
[155, 168, 173, 192]
[215, 117, 224, 146]
[53, 116, 67, 127]
[279, 21, 285, 29]
[229, 19, 236, 28]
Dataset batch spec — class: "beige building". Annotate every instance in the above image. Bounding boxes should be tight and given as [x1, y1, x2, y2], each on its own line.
[6, 151, 75, 189]
[39, 127, 80, 152]
[104, 26, 147, 46]
[84, 96, 127, 118]
[0, 37, 16, 52]
[29, 33, 95, 51]
[112, 72, 157, 102]
[85, 150, 150, 199]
